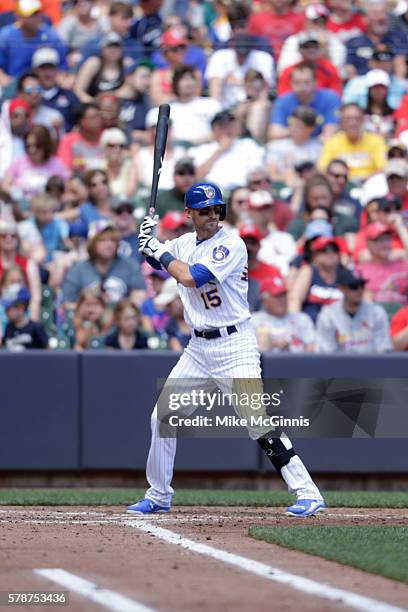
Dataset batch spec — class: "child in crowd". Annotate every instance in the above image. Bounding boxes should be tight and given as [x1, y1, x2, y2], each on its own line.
[73, 288, 109, 350]
[1, 287, 48, 351]
[104, 299, 148, 350]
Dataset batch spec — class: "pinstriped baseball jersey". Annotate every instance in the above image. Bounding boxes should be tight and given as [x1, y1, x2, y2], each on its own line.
[166, 227, 250, 330]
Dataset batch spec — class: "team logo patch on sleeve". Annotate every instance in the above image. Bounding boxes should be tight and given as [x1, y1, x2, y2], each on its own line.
[212, 245, 230, 262]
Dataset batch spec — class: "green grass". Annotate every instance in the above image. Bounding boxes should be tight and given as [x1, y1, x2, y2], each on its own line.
[249, 525, 408, 584]
[0, 489, 407, 507]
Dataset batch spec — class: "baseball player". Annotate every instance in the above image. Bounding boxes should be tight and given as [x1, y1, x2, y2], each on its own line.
[127, 183, 325, 517]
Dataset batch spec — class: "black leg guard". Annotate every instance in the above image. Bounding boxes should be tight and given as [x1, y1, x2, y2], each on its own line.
[257, 436, 296, 474]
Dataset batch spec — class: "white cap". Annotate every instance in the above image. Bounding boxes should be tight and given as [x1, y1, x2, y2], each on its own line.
[153, 277, 179, 309]
[247, 190, 274, 209]
[101, 128, 128, 147]
[366, 69, 390, 89]
[32, 47, 60, 68]
[17, 0, 42, 17]
[394, 0, 408, 15]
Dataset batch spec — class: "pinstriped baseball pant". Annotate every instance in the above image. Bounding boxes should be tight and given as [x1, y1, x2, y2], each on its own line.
[145, 321, 322, 507]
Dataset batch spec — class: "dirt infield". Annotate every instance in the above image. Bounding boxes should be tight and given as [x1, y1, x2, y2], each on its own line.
[1, 506, 407, 612]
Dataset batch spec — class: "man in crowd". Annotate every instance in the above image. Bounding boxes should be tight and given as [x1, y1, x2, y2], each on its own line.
[16, 71, 64, 134]
[316, 268, 391, 353]
[191, 109, 265, 190]
[0, 0, 67, 86]
[154, 158, 197, 217]
[252, 274, 315, 353]
[269, 63, 340, 140]
[345, 1, 408, 78]
[319, 103, 387, 182]
[32, 47, 80, 132]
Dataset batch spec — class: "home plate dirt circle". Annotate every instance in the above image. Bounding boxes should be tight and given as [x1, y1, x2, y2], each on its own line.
[0, 506, 407, 612]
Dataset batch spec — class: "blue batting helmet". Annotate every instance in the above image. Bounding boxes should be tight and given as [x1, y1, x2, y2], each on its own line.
[184, 182, 226, 221]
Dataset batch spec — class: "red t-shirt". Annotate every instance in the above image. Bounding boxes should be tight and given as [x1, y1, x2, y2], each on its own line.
[390, 305, 408, 342]
[248, 10, 306, 59]
[0, 255, 28, 282]
[326, 13, 366, 42]
[394, 94, 408, 134]
[278, 59, 342, 95]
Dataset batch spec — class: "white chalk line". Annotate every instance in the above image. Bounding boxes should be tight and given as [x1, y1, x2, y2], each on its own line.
[127, 519, 407, 612]
[34, 568, 155, 612]
[2, 509, 407, 612]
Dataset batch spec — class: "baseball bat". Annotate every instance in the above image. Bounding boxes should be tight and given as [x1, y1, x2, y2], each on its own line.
[147, 103, 171, 217]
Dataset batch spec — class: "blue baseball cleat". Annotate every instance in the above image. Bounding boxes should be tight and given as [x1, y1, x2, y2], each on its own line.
[286, 499, 326, 517]
[126, 498, 170, 515]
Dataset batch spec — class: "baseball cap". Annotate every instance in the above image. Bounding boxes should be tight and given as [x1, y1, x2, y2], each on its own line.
[87, 219, 117, 241]
[305, 3, 329, 20]
[0, 219, 18, 235]
[247, 190, 274, 209]
[384, 159, 408, 178]
[17, 0, 42, 17]
[388, 139, 407, 153]
[154, 277, 179, 309]
[394, 0, 408, 16]
[305, 219, 333, 241]
[210, 109, 235, 127]
[161, 31, 188, 48]
[366, 222, 393, 240]
[174, 158, 195, 175]
[260, 275, 287, 296]
[366, 69, 390, 89]
[298, 32, 320, 47]
[112, 198, 133, 213]
[2, 286, 31, 310]
[101, 32, 123, 48]
[101, 128, 128, 147]
[161, 211, 188, 231]
[337, 268, 367, 288]
[69, 219, 88, 239]
[372, 46, 395, 62]
[310, 236, 339, 252]
[239, 224, 263, 241]
[146, 268, 169, 280]
[32, 47, 60, 69]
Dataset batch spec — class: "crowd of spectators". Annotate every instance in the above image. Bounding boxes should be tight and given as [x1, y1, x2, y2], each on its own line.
[1, 0, 408, 354]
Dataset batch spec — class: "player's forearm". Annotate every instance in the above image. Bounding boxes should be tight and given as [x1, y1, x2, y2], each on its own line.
[167, 260, 196, 287]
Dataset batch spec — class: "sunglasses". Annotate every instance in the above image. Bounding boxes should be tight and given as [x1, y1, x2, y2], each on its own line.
[169, 45, 186, 52]
[115, 206, 133, 215]
[319, 245, 339, 253]
[106, 143, 126, 149]
[329, 171, 348, 180]
[176, 170, 195, 176]
[250, 178, 271, 187]
[198, 207, 222, 217]
[382, 205, 401, 213]
[347, 282, 365, 290]
[23, 86, 42, 94]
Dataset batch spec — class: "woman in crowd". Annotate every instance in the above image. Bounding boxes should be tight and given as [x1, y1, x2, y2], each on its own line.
[0, 219, 41, 321]
[363, 70, 395, 139]
[74, 33, 126, 104]
[73, 288, 109, 350]
[80, 169, 114, 230]
[288, 174, 358, 244]
[223, 186, 251, 229]
[105, 299, 149, 350]
[2, 126, 69, 203]
[61, 220, 146, 312]
[101, 128, 138, 200]
[150, 32, 201, 106]
[288, 235, 344, 323]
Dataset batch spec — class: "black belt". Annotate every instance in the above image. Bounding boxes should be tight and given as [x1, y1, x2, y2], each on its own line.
[194, 325, 237, 340]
